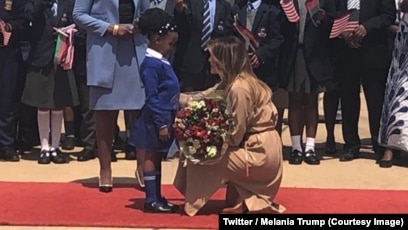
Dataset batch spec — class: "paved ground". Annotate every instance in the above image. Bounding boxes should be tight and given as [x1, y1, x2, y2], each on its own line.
[1, 94, 407, 229]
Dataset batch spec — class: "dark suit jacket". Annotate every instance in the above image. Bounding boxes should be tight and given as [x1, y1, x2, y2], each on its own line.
[26, 0, 74, 67]
[73, 27, 86, 76]
[232, 1, 283, 90]
[0, 0, 29, 47]
[335, 0, 396, 69]
[278, 0, 336, 89]
[173, 0, 233, 74]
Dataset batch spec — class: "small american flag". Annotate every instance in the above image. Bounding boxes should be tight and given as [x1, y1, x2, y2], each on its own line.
[0, 21, 11, 46]
[280, 0, 300, 23]
[329, 10, 359, 39]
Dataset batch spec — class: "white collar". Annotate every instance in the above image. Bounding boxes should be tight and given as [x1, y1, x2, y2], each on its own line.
[249, 0, 261, 10]
[146, 48, 170, 65]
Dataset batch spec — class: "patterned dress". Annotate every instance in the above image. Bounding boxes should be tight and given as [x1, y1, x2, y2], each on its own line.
[379, 14, 408, 152]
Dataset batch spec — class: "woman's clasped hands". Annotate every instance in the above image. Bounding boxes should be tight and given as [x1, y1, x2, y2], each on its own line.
[109, 22, 139, 37]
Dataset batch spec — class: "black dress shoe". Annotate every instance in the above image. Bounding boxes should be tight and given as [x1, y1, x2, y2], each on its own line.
[324, 142, 337, 155]
[288, 150, 303, 165]
[50, 149, 68, 164]
[339, 149, 359, 162]
[99, 186, 113, 193]
[38, 150, 51, 164]
[77, 149, 96, 162]
[99, 177, 113, 193]
[62, 136, 76, 150]
[1, 147, 20, 162]
[144, 202, 175, 213]
[125, 150, 136, 160]
[379, 159, 393, 168]
[304, 150, 320, 165]
[160, 197, 179, 211]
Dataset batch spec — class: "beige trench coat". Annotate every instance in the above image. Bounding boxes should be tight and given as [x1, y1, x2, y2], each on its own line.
[174, 79, 285, 216]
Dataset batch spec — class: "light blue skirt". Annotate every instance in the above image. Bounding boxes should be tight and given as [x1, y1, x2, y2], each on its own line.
[89, 38, 145, 110]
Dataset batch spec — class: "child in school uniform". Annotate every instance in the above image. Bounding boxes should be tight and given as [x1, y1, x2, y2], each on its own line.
[129, 8, 179, 213]
[231, 0, 285, 134]
[21, 0, 78, 164]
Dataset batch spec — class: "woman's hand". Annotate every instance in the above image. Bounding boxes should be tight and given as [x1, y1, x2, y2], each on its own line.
[108, 24, 134, 37]
[173, 0, 186, 12]
[159, 126, 170, 142]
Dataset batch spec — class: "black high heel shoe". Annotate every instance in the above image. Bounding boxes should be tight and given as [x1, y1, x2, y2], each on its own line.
[99, 177, 113, 193]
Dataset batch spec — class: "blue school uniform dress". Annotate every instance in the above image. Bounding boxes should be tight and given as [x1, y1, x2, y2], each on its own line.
[129, 48, 180, 153]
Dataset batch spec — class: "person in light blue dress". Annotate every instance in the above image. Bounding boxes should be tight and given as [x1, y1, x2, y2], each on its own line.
[73, 0, 148, 192]
[129, 8, 180, 213]
[378, 0, 408, 168]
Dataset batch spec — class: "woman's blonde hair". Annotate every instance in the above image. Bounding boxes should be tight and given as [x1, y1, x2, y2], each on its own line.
[207, 36, 272, 107]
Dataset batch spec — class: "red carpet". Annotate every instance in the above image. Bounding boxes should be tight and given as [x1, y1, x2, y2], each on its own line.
[0, 181, 408, 229]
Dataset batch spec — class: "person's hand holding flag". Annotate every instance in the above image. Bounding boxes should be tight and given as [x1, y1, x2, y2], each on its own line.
[313, 9, 326, 21]
[353, 24, 367, 40]
[0, 19, 11, 46]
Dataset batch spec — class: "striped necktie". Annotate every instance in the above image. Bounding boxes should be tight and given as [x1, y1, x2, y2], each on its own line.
[247, 2, 255, 12]
[347, 0, 360, 10]
[201, 0, 211, 50]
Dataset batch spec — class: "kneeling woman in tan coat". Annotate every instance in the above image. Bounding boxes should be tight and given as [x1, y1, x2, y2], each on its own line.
[175, 36, 285, 216]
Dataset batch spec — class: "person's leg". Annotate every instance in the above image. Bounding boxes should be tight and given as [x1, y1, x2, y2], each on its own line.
[303, 93, 320, 165]
[0, 47, 20, 161]
[275, 108, 284, 136]
[361, 67, 388, 160]
[37, 109, 51, 164]
[50, 109, 67, 163]
[76, 74, 96, 161]
[96, 110, 118, 192]
[288, 92, 304, 165]
[124, 110, 137, 160]
[143, 150, 174, 213]
[62, 107, 75, 150]
[338, 60, 362, 161]
[323, 90, 340, 154]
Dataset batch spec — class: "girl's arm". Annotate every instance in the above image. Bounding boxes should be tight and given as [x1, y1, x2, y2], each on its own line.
[142, 67, 168, 130]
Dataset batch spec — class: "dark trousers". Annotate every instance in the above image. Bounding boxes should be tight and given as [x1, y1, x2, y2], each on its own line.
[0, 47, 21, 147]
[15, 42, 39, 148]
[337, 51, 388, 154]
[75, 74, 96, 151]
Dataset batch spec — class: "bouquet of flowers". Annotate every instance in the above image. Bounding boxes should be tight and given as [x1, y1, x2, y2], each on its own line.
[173, 91, 233, 165]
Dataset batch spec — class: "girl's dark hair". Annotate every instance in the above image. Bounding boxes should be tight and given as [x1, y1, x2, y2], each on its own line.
[139, 8, 177, 39]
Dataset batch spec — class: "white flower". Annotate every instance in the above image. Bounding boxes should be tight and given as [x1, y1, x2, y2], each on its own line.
[188, 146, 197, 154]
[178, 122, 185, 129]
[189, 100, 206, 110]
[206, 146, 217, 158]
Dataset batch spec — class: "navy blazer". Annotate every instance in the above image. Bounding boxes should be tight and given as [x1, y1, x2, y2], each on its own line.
[232, 1, 284, 90]
[278, 0, 336, 89]
[0, 0, 29, 47]
[26, 0, 75, 67]
[335, 0, 396, 69]
[173, 0, 234, 74]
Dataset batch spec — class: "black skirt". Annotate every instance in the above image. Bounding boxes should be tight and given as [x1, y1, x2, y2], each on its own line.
[21, 61, 79, 109]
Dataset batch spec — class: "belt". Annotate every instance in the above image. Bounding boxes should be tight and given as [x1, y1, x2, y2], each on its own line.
[298, 43, 304, 49]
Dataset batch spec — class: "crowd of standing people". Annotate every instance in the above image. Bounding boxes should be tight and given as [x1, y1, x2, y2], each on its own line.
[1, 0, 407, 214]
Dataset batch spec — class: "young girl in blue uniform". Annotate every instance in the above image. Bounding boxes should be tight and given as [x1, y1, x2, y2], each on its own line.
[129, 8, 179, 213]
